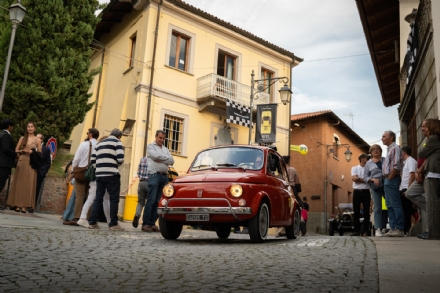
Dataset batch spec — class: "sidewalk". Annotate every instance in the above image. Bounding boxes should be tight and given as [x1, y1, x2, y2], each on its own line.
[372, 236, 440, 292]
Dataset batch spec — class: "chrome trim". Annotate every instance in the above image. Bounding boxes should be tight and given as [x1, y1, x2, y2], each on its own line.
[157, 198, 252, 220]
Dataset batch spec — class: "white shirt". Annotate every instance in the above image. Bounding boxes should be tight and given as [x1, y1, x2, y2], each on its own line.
[400, 156, 417, 190]
[72, 139, 97, 168]
[351, 164, 369, 189]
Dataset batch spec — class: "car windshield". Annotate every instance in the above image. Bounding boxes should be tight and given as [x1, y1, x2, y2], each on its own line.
[191, 147, 264, 171]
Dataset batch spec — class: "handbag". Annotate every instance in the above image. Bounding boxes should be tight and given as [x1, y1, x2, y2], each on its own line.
[84, 165, 96, 181]
[30, 150, 45, 169]
[73, 142, 92, 183]
[295, 183, 302, 193]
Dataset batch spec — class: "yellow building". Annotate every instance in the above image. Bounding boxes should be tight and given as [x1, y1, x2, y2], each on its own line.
[68, 0, 302, 194]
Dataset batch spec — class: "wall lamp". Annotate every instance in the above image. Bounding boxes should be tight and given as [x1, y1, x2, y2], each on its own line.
[294, 123, 306, 129]
[317, 142, 353, 162]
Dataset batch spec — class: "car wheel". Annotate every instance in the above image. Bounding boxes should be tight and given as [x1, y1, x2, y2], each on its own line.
[338, 230, 344, 236]
[215, 225, 231, 239]
[249, 202, 270, 243]
[286, 208, 300, 239]
[159, 217, 183, 240]
[329, 223, 335, 236]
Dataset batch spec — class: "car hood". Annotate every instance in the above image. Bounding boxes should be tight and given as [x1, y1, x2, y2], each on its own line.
[173, 171, 266, 184]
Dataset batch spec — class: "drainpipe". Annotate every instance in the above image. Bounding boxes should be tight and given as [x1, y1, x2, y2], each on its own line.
[143, 0, 163, 157]
[92, 39, 105, 128]
[288, 57, 294, 155]
[324, 179, 328, 234]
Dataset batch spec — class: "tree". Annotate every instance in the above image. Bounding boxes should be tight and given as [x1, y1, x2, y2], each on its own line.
[0, 0, 101, 144]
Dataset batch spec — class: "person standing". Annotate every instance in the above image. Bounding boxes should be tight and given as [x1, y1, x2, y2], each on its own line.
[88, 128, 125, 231]
[300, 196, 309, 236]
[399, 146, 418, 235]
[132, 156, 148, 228]
[351, 154, 371, 236]
[64, 128, 99, 225]
[418, 118, 440, 240]
[381, 130, 404, 237]
[33, 133, 52, 212]
[364, 144, 385, 237]
[0, 119, 17, 211]
[6, 122, 42, 213]
[141, 130, 174, 232]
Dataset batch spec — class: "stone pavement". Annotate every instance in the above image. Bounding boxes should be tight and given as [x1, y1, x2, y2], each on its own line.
[0, 210, 438, 292]
[0, 211, 376, 292]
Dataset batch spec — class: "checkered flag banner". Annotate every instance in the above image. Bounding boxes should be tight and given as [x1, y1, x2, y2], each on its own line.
[226, 99, 252, 127]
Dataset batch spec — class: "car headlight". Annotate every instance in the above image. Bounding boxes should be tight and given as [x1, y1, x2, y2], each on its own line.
[163, 184, 174, 197]
[230, 184, 243, 197]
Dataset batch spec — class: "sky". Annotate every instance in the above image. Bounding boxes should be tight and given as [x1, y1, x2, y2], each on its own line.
[98, 0, 400, 147]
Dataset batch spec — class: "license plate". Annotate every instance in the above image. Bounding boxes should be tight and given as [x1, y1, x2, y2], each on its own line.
[186, 214, 209, 221]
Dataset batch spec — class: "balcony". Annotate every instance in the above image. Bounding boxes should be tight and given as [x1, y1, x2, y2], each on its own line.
[196, 73, 270, 115]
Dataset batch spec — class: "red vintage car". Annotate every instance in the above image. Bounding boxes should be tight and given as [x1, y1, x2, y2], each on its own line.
[157, 145, 301, 243]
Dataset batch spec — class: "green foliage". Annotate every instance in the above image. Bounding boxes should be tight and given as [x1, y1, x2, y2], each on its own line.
[0, 0, 101, 144]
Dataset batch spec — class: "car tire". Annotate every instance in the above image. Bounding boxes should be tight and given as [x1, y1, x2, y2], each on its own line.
[338, 230, 344, 236]
[215, 225, 231, 239]
[286, 208, 300, 239]
[329, 223, 335, 236]
[249, 202, 270, 243]
[159, 217, 183, 240]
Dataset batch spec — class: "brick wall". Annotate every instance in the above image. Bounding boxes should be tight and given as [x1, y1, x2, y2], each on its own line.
[290, 115, 370, 234]
[38, 177, 68, 214]
[0, 175, 68, 215]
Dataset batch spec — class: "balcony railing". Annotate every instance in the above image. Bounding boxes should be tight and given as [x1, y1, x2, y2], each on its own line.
[196, 73, 270, 108]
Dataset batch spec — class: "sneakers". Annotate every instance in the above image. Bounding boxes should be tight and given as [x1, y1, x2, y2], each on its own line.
[132, 215, 139, 228]
[88, 223, 100, 229]
[77, 219, 89, 228]
[417, 232, 429, 239]
[382, 229, 392, 237]
[109, 224, 125, 231]
[375, 228, 383, 237]
[389, 229, 404, 237]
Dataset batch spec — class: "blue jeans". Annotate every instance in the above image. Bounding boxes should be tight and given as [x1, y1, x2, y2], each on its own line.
[89, 175, 121, 227]
[384, 176, 404, 231]
[142, 173, 168, 226]
[135, 181, 148, 217]
[63, 187, 76, 221]
[370, 187, 383, 230]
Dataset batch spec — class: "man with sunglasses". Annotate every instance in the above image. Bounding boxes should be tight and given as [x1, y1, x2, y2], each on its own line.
[64, 128, 99, 226]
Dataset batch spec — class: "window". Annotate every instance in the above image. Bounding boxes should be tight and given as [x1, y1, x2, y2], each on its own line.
[129, 35, 136, 68]
[217, 51, 236, 80]
[261, 68, 274, 101]
[163, 115, 184, 155]
[168, 32, 190, 71]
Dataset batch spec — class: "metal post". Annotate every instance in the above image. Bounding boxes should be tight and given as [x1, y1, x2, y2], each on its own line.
[248, 70, 255, 145]
[0, 21, 18, 112]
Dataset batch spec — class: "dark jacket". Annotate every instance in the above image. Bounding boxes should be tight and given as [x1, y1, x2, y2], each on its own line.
[418, 134, 440, 175]
[37, 145, 52, 178]
[0, 130, 16, 168]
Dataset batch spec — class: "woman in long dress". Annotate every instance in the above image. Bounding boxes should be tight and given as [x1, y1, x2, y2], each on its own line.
[6, 122, 42, 213]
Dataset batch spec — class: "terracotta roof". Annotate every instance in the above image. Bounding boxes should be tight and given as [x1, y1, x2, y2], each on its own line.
[291, 110, 332, 121]
[291, 110, 370, 149]
[95, 0, 303, 64]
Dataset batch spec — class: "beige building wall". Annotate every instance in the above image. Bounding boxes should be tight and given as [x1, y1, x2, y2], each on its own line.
[68, 1, 298, 195]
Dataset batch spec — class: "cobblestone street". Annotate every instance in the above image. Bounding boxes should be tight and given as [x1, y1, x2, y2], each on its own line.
[0, 213, 378, 293]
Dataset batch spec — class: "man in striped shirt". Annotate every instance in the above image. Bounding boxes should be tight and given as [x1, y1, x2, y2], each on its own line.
[382, 130, 404, 237]
[88, 128, 125, 231]
[132, 157, 148, 228]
